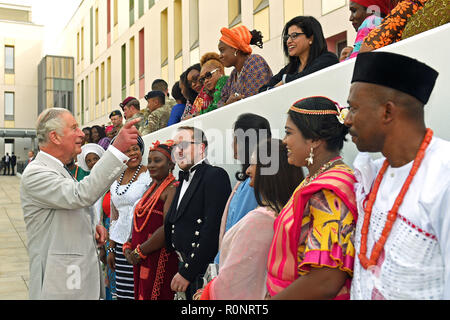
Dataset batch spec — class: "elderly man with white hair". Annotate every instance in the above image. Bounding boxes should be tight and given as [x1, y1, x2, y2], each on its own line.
[20, 108, 141, 300]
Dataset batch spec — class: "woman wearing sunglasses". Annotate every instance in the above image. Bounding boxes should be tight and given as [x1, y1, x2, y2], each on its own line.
[181, 53, 230, 119]
[259, 16, 339, 92]
[198, 52, 229, 116]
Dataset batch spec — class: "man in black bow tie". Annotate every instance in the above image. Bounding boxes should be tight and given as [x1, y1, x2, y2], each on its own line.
[165, 126, 231, 300]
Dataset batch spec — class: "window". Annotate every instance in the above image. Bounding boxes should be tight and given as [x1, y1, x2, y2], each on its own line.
[228, 0, 241, 27]
[322, 0, 346, 15]
[85, 75, 90, 122]
[101, 62, 105, 102]
[81, 79, 85, 124]
[5, 46, 14, 74]
[161, 8, 168, 66]
[114, 0, 118, 26]
[130, 36, 135, 84]
[139, 0, 144, 18]
[95, 66, 99, 104]
[90, 7, 94, 63]
[107, 0, 111, 35]
[95, 8, 99, 45]
[130, 0, 135, 27]
[253, 0, 270, 42]
[121, 44, 127, 100]
[77, 32, 80, 64]
[107, 57, 111, 98]
[174, 0, 182, 56]
[4, 92, 14, 120]
[284, 0, 303, 23]
[189, 0, 199, 51]
[81, 27, 85, 60]
[139, 29, 145, 98]
[149, 0, 155, 9]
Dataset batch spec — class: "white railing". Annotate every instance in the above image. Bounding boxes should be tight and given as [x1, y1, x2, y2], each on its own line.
[143, 23, 450, 185]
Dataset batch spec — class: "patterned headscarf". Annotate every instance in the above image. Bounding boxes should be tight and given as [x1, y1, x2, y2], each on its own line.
[220, 25, 253, 54]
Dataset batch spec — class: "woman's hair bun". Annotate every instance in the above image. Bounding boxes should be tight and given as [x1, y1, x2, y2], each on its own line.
[250, 29, 264, 49]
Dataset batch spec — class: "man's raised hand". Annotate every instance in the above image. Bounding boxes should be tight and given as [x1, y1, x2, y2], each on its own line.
[112, 118, 141, 153]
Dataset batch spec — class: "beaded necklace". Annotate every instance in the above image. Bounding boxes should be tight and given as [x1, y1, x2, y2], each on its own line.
[134, 173, 175, 233]
[301, 156, 343, 188]
[358, 129, 433, 269]
[115, 164, 143, 196]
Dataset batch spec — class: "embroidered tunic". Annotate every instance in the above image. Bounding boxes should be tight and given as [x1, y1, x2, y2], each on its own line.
[351, 137, 450, 299]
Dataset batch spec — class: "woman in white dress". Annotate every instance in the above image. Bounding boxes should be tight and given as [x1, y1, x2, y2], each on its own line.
[107, 136, 150, 300]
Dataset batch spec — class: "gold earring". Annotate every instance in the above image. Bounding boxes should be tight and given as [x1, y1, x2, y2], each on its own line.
[306, 147, 314, 166]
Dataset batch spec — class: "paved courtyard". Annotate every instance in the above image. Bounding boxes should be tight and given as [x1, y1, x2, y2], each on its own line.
[0, 175, 29, 300]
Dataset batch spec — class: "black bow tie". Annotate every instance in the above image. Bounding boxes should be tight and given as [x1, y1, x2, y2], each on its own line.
[179, 170, 190, 182]
[178, 163, 202, 183]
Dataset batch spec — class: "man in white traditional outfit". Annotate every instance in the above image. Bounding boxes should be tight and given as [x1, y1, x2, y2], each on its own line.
[345, 52, 450, 299]
[20, 108, 141, 300]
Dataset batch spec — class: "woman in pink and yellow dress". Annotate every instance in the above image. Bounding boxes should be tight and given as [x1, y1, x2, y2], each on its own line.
[267, 96, 358, 300]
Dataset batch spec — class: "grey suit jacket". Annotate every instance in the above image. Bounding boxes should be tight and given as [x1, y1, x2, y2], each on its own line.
[20, 150, 127, 300]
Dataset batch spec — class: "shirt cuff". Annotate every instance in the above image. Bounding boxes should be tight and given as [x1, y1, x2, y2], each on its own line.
[107, 144, 130, 164]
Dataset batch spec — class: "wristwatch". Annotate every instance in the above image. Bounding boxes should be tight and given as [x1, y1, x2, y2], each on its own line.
[132, 248, 141, 261]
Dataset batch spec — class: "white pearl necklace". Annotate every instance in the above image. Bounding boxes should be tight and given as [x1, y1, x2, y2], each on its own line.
[115, 164, 143, 196]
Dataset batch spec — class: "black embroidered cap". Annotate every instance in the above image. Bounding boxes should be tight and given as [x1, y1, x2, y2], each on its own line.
[351, 52, 439, 104]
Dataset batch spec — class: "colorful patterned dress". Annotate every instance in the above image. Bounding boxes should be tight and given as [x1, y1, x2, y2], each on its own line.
[363, 0, 428, 50]
[180, 87, 213, 120]
[131, 199, 179, 300]
[266, 164, 358, 299]
[347, 15, 383, 60]
[217, 54, 272, 108]
[200, 75, 229, 115]
[402, 0, 450, 40]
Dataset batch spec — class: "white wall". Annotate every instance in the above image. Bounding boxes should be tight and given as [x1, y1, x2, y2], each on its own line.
[141, 24, 450, 184]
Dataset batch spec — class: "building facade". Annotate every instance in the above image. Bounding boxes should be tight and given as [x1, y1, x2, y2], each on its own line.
[0, 3, 44, 164]
[57, 0, 356, 128]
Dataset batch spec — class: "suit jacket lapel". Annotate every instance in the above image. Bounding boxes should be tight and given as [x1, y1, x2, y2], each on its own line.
[167, 180, 183, 224]
[36, 152, 75, 181]
[172, 162, 209, 222]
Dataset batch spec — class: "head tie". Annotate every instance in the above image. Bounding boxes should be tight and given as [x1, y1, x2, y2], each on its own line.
[220, 25, 253, 54]
[150, 140, 174, 161]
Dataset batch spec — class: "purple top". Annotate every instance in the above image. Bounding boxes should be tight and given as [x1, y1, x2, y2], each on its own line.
[98, 137, 111, 150]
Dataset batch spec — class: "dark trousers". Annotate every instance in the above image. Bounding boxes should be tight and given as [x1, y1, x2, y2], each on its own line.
[186, 274, 204, 300]
[3, 163, 10, 175]
[11, 164, 15, 175]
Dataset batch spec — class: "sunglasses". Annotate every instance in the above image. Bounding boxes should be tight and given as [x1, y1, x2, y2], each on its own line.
[199, 69, 219, 85]
[174, 141, 201, 150]
[283, 32, 306, 42]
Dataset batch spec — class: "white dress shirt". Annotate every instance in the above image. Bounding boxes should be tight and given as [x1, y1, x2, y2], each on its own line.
[177, 158, 206, 209]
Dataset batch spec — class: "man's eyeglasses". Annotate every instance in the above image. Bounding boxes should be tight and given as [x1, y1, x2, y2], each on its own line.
[283, 32, 305, 42]
[199, 69, 219, 85]
[174, 141, 201, 150]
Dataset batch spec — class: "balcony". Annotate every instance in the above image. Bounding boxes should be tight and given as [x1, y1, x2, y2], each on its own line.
[142, 23, 450, 185]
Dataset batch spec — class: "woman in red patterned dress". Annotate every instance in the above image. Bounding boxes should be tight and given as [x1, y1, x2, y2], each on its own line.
[123, 141, 179, 300]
